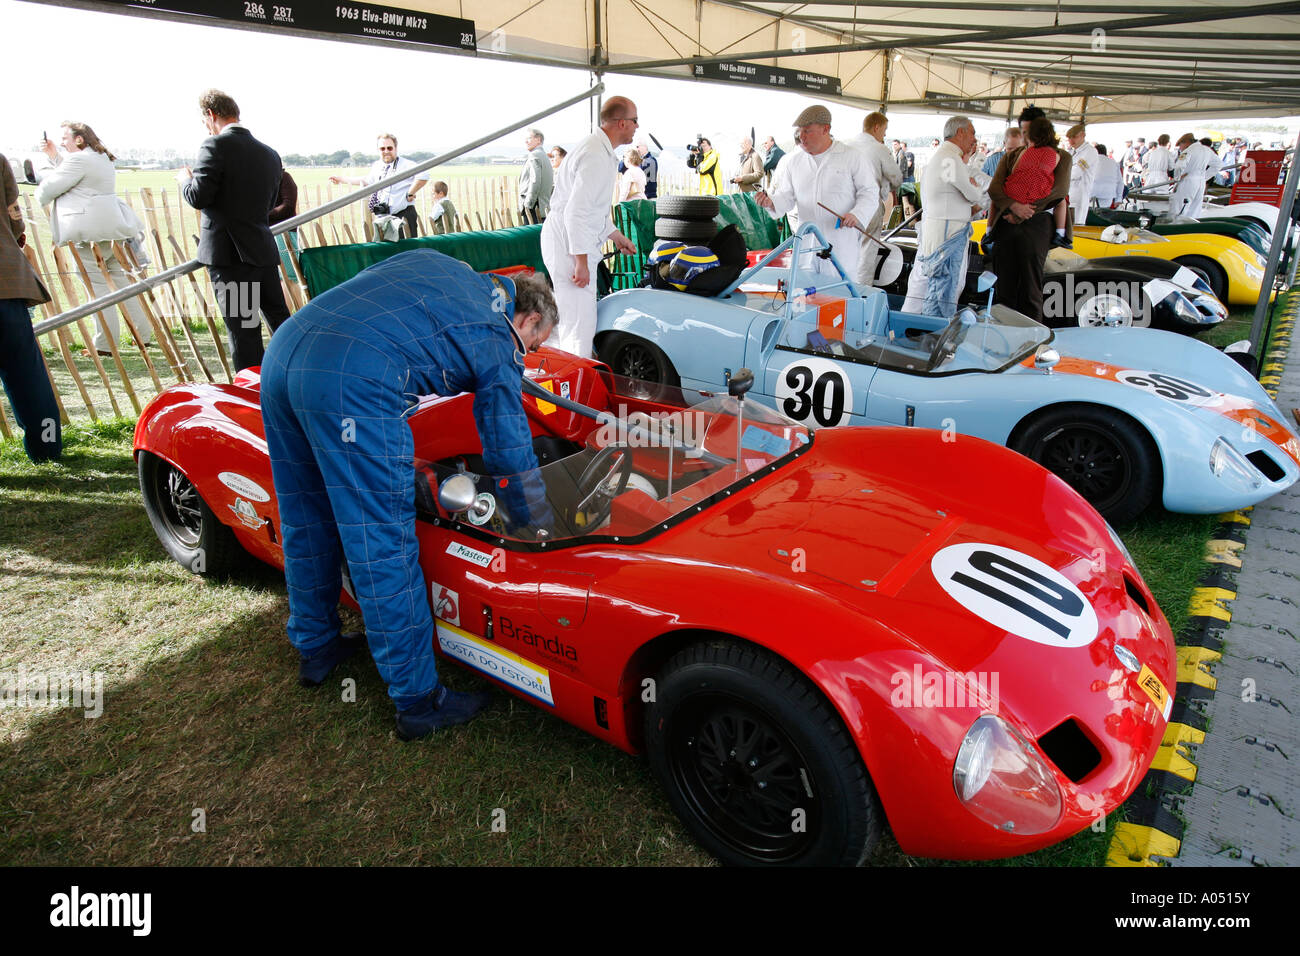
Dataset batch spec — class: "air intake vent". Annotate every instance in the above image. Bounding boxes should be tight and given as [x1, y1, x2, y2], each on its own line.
[1247, 450, 1285, 483]
[1038, 719, 1102, 783]
[1124, 573, 1150, 615]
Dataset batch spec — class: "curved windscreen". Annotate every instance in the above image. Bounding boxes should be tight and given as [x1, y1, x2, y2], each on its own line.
[415, 372, 812, 544]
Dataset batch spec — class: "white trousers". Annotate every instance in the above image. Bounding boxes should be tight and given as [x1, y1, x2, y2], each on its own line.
[73, 240, 152, 352]
[540, 224, 598, 358]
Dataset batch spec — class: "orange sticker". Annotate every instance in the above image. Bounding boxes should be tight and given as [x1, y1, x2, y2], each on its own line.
[1136, 663, 1172, 721]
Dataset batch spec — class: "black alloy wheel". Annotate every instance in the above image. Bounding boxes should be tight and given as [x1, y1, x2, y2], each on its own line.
[645, 641, 880, 866]
[1015, 406, 1158, 524]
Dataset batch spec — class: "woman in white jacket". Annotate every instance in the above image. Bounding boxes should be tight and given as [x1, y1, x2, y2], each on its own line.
[35, 122, 150, 353]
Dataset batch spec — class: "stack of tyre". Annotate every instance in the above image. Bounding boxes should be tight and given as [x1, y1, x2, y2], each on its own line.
[655, 196, 720, 243]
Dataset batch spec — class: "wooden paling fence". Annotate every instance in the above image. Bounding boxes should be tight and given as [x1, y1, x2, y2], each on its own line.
[0, 172, 555, 439]
[0, 167, 729, 439]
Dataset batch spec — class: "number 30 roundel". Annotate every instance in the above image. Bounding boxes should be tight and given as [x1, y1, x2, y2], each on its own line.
[775, 358, 854, 427]
[931, 543, 1099, 647]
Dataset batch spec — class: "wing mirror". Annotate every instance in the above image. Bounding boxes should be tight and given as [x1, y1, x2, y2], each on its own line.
[727, 367, 755, 398]
[1034, 346, 1060, 374]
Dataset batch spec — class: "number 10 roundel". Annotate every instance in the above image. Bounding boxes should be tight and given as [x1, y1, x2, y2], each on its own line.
[930, 543, 1099, 648]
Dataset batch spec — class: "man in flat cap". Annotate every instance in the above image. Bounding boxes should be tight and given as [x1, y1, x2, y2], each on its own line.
[755, 104, 879, 280]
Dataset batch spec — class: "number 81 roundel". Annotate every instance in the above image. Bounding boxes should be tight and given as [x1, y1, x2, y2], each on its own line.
[930, 543, 1099, 648]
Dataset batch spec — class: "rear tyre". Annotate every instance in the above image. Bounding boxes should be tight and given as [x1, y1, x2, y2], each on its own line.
[655, 217, 719, 242]
[600, 333, 680, 387]
[1173, 255, 1228, 303]
[645, 641, 881, 866]
[138, 450, 245, 577]
[655, 196, 719, 220]
[1013, 406, 1159, 524]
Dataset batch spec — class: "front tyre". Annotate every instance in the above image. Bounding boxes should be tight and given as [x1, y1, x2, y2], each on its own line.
[645, 641, 880, 866]
[1013, 405, 1159, 524]
[138, 450, 244, 576]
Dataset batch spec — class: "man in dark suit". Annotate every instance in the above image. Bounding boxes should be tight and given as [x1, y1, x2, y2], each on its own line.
[178, 89, 290, 371]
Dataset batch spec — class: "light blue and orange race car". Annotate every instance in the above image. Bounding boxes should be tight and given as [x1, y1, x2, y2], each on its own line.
[596, 224, 1299, 523]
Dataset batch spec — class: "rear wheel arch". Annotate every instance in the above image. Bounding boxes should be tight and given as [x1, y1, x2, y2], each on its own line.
[138, 449, 247, 577]
[597, 331, 681, 387]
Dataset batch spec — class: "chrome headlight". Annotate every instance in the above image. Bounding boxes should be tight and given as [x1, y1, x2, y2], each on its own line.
[1172, 294, 1200, 321]
[1244, 264, 1264, 281]
[953, 715, 1062, 835]
[1209, 438, 1262, 490]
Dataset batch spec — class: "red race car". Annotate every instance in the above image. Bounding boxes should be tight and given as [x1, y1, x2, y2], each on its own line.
[135, 349, 1175, 865]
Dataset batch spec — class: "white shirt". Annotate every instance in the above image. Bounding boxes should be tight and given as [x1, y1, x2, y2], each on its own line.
[545, 129, 617, 258]
[617, 165, 647, 202]
[1142, 146, 1173, 187]
[765, 139, 879, 276]
[917, 140, 985, 255]
[1092, 155, 1125, 205]
[366, 156, 428, 214]
[850, 132, 903, 197]
[1169, 142, 1218, 218]
[1068, 142, 1099, 221]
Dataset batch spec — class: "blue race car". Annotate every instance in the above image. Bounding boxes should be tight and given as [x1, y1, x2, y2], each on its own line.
[595, 224, 1299, 523]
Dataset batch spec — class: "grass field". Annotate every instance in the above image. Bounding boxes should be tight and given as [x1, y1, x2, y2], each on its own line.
[0, 301, 1283, 867]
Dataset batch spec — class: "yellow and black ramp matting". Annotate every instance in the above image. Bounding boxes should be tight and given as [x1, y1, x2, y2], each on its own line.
[1108, 273, 1299, 867]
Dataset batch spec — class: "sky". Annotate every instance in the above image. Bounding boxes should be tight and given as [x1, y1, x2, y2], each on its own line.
[4, 0, 1297, 166]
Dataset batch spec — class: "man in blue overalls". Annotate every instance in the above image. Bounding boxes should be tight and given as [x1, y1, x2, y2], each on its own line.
[261, 250, 557, 741]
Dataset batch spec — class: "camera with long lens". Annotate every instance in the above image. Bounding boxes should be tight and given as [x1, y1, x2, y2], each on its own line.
[685, 134, 705, 169]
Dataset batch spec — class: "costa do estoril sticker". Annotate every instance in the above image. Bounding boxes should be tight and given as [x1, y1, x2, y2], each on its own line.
[931, 543, 1099, 648]
[218, 471, 270, 502]
[775, 358, 854, 427]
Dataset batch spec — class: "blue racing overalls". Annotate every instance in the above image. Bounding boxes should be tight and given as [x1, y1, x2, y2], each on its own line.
[261, 249, 547, 706]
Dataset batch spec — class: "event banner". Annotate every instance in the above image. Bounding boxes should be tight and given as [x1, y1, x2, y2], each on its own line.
[694, 61, 842, 95]
[923, 92, 992, 115]
[103, 0, 477, 51]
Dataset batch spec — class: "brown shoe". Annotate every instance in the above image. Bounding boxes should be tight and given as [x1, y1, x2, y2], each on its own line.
[1292, 408, 1300, 431]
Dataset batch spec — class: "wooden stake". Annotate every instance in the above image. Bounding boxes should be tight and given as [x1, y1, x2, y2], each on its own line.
[48, 243, 124, 417]
[168, 235, 232, 382]
[115, 242, 192, 383]
[64, 244, 140, 414]
[22, 242, 92, 420]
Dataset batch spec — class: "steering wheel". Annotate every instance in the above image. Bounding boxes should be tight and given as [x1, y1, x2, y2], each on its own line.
[926, 315, 966, 371]
[574, 444, 634, 530]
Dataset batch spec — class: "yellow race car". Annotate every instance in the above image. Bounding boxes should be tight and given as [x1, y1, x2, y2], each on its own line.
[973, 220, 1269, 306]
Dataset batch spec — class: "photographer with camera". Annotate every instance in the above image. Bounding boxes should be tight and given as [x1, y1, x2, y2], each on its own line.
[687, 136, 722, 195]
[331, 133, 428, 241]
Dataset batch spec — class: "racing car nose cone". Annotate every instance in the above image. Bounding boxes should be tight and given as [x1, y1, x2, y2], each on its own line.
[1114, 643, 1141, 673]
